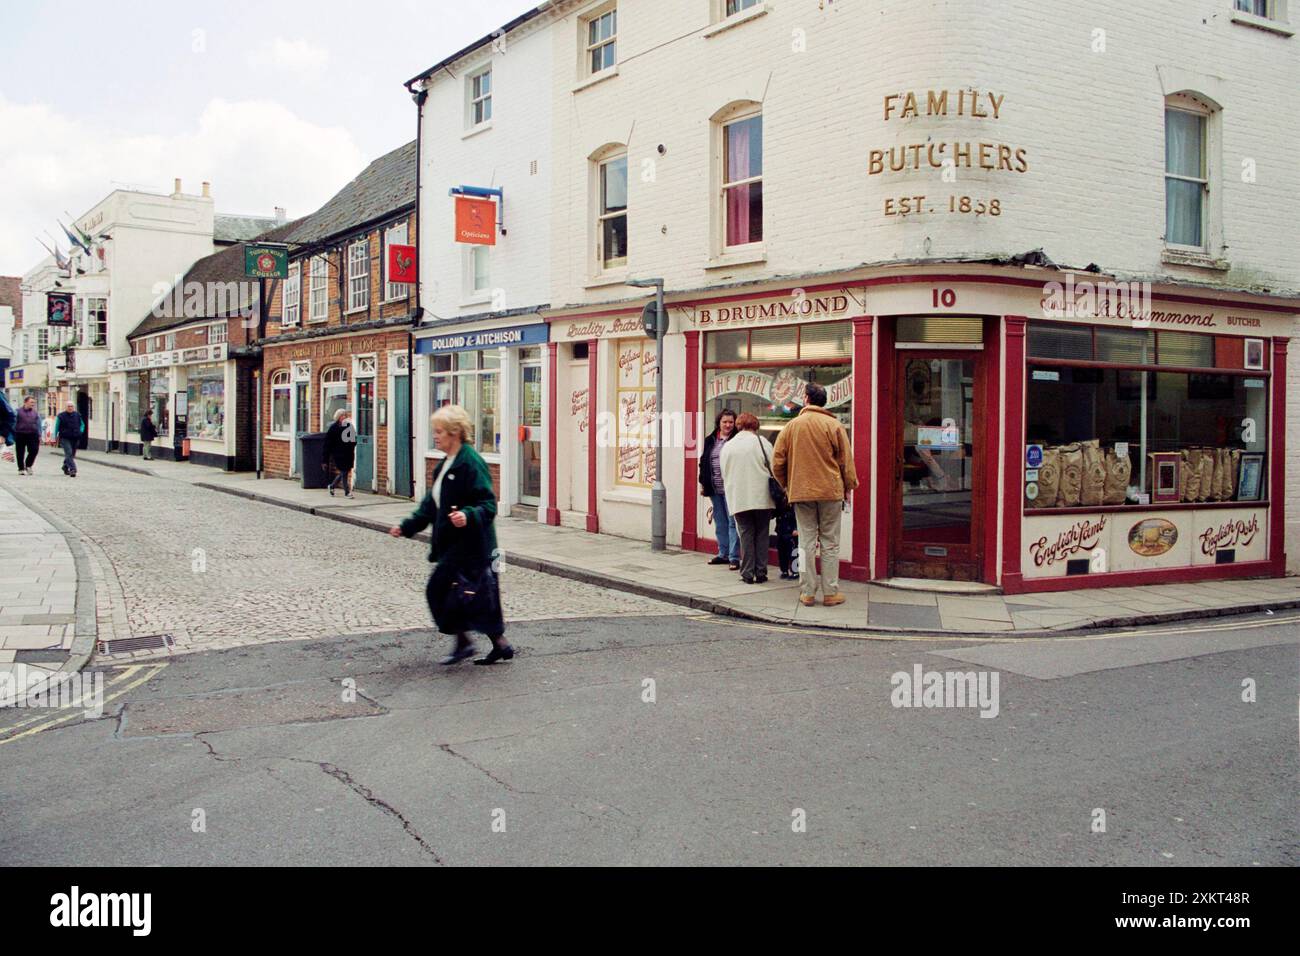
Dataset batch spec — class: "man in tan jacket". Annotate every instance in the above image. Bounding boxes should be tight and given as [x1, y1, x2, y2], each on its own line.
[772, 382, 859, 606]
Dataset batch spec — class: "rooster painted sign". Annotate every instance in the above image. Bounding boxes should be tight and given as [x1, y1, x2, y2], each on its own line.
[387, 243, 417, 283]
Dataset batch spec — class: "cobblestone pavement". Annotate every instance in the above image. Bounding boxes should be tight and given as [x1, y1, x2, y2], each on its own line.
[2, 461, 681, 660]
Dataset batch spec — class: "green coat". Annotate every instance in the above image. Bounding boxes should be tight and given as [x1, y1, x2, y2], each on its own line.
[399, 443, 499, 570]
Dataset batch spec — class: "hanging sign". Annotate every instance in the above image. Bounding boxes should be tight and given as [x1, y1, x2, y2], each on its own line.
[455, 196, 496, 245]
[387, 243, 417, 283]
[47, 292, 74, 326]
[244, 243, 289, 279]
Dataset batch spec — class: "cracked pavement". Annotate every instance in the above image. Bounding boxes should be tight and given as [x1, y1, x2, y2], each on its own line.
[1, 612, 1296, 865]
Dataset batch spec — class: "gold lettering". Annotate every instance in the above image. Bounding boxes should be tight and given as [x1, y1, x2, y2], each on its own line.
[901, 91, 918, 119]
[927, 89, 948, 116]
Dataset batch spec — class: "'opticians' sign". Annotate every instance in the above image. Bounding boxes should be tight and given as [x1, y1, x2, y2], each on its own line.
[415, 322, 548, 354]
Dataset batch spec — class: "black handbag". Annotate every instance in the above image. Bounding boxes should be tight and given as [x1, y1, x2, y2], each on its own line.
[758, 439, 789, 513]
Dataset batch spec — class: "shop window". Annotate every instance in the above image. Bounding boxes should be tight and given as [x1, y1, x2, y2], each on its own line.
[187, 365, 225, 440]
[320, 367, 349, 428]
[722, 113, 763, 247]
[271, 370, 291, 435]
[614, 337, 658, 488]
[703, 322, 851, 447]
[126, 372, 141, 432]
[428, 351, 499, 455]
[1025, 322, 1268, 509]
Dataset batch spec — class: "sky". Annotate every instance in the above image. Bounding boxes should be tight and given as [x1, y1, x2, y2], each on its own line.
[0, 0, 533, 276]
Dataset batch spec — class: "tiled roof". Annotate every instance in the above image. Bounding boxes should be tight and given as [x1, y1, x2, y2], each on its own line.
[215, 214, 281, 244]
[285, 140, 416, 248]
[127, 219, 304, 340]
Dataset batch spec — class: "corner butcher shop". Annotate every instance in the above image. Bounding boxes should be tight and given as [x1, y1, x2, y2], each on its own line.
[539, 270, 1296, 594]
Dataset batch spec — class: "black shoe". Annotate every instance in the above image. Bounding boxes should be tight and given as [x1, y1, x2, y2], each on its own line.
[329, 487, 335, 496]
[474, 642, 515, 665]
[741, 574, 754, 584]
[756, 575, 768, 584]
[708, 556, 728, 565]
[439, 636, 476, 665]
[728, 562, 740, 571]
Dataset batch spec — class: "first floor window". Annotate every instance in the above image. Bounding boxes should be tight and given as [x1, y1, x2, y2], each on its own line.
[320, 367, 348, 427]
[469, 69, 492, 126]
[82, 297, 108, 346]
[209, 323, 227, 344]
[1165, 105, 1208, 248]
[429, 351, 500, 455]
[271, 370, 292, 434]
[37, 327, 49, 360]
[186, 364, 226, 441]
[283, 263, 301, 326]
[1025, 322, 1269, 508]
[586, 7, 617, 74]
[468, 245, 491, 295]
[723, 113, 763, 247]
[598, 154, 628, 269]
[348, 240, 370, 311]
[1235, 0, 1271, 16]
[727, 0, 761, 13]
[309, 256, 328, 321]
[614, 338, 660, 488]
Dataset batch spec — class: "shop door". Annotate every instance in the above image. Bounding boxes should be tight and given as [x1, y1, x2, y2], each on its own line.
[518, 359, 543, 505]
[355, 378, 375, 490]
[292, 382, 309, 476]
[893, 352, 982, 580]
[393, 375, 412, 497]
[76, 391, 91, 449]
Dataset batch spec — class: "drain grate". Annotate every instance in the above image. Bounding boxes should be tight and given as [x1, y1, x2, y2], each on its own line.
[98, 633, 174, 655]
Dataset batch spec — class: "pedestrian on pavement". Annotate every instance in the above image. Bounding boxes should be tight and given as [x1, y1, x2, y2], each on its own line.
[139, 409, 158, 460]
[720, 412, 776, 584]
[13, 396, 43, 476]
[53, 402, 84, 478]
[0, 392, 14, 467]
[772, 382, 859, 607]
[698, 409, 740, 570]
[323, 408, 357, 498]
[389, 404, 513, 666]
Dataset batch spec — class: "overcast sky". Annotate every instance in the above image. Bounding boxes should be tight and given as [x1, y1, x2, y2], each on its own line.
[0, 0, 532, 276]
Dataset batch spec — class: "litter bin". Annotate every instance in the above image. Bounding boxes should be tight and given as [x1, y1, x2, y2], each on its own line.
[299, 432, 329, 489]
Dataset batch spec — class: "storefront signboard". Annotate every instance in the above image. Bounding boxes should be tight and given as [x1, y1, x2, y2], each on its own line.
[108, 343, 228, 373]
[415, 322, 548, 354]
[681, 289, 862, 330]
[706, 368, 853, 409]
[551, 312, 645, 343]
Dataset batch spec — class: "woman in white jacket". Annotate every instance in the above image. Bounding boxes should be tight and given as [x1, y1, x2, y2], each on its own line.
[720, 412, 776, 584]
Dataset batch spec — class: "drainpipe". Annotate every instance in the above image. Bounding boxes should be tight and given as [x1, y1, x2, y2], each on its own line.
[406, 80, 428, 499]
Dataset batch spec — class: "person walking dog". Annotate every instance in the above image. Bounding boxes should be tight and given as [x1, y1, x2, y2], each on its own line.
[53, 402, 84, 478]
[698, 409, 740, 569]
[12, 396, 42, 475]
[772, 382, 858, 607]
[720, 413, 777, 584]
[389, 404, 513, 666]
[139, 409, 158, 460]
[323, 408, 357, 498]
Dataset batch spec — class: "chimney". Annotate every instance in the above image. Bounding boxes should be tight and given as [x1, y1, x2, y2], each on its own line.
[201, 181, 211, 198]
[172, 177, 182, 196]
[274, 206, 287, 224]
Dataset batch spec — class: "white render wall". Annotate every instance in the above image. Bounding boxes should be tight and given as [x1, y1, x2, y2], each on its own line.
[548, 0, 1300, 307]
[417, 16, 554, 321]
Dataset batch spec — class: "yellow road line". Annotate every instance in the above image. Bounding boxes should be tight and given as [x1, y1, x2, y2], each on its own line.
[0, 663, 166, 746]
[0, 665, 143, 733]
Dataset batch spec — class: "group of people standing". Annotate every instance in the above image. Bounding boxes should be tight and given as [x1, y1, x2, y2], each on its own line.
[700, 382, 859, 607]
[0, 394, 85, 478]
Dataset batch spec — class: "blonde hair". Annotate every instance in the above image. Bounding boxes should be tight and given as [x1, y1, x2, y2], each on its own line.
[431, 403, 473, 442]
[333, 408, 349, 422]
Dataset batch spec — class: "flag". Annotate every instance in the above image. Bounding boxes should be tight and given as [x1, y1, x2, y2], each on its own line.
[59, 220, 91, 255]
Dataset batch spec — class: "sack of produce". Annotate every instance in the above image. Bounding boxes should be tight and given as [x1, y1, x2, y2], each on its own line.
[1056, 443, 1083, 508]
[1229, 449, 1242, 501]
[1198, 448, 1214, 502]
[1081, 440, 1106, 506]
[1104, 448, 1132, 505]
[1032, 446, 1060, 509]
[1183, 448, 1202, 502]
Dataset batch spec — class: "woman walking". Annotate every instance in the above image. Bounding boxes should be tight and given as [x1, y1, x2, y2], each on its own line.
[720, 412, 776, 584]
[12, 397, 42, 475]
[698, 409, 740, 569]
[323, 408, 356, 498]
[389, 404, 513, 666]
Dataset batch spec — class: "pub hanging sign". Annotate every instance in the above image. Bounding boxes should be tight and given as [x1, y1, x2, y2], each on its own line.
[244, 243, 289, 279]
[47, 292, 74, 326]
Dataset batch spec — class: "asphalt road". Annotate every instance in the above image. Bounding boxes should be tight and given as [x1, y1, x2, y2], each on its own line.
[2, 610, 1295, 866]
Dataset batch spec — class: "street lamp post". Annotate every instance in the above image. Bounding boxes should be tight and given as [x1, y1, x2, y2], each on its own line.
[627, 277, 666, 551]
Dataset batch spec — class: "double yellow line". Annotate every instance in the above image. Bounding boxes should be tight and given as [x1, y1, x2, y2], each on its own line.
[0, 663, 167, 746]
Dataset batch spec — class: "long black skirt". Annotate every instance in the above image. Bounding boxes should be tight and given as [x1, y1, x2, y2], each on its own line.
[425, 562, 505, 638]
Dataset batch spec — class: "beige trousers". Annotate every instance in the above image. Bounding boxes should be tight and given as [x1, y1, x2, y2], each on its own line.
[794, 500, 843, 598]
